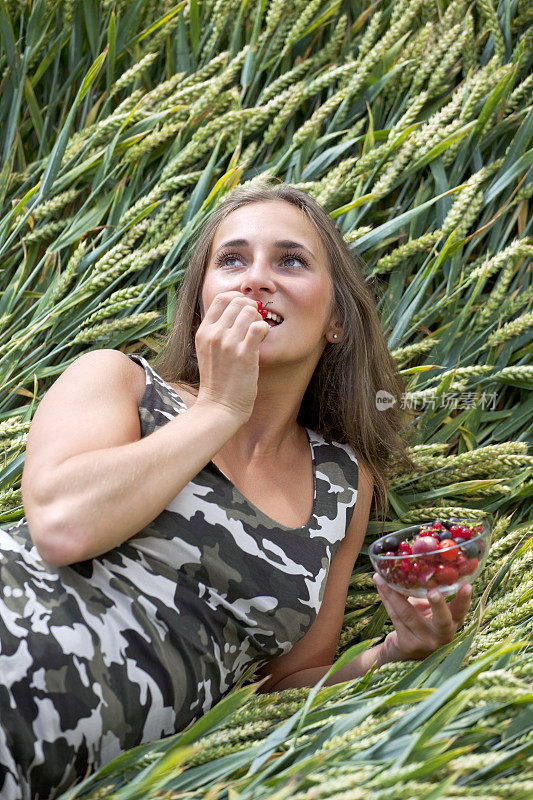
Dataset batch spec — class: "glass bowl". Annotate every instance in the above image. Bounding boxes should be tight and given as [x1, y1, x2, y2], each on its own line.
[369, 518, 491, 598]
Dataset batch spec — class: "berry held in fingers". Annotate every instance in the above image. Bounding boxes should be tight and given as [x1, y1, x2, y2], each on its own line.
[256, 301, 268, 320]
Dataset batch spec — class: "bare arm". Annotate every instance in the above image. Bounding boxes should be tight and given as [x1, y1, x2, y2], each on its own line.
[254, 448, 473, 693]
[268, 585, 473, 690]
[269, 643, 388, 690]
[33, 402, 243, 567]
[26, 292, 271, 567]
[254, 459, 375, 693]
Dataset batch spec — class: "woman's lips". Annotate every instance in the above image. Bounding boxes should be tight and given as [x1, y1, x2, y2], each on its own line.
[257, 301, 283, 324]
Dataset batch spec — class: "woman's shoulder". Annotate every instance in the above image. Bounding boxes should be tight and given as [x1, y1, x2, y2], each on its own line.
[124, 354, 150, 405]
[128, 354, 199, 408]
[313, 429, 361, 463]
[331, 437, 373, 490]
[355, 454, 374, 491]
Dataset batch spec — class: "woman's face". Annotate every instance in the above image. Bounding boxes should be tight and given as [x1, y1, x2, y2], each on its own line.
[201, 200, 339, 366]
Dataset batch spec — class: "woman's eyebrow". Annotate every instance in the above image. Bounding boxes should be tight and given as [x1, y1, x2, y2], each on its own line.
[215, 238, 316, 261]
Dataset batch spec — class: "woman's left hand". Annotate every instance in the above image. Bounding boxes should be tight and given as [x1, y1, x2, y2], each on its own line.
[373, 573, 473, 663]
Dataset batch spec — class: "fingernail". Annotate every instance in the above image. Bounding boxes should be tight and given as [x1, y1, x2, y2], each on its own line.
[374, 573, 384, 587]
[429, 589, 440, 602]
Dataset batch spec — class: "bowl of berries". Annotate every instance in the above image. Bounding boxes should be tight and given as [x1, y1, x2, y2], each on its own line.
[369, 517, 491, 597]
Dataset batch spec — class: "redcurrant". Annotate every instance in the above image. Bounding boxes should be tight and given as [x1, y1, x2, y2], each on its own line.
[256, 301, 268, 320]
[398, 541, 412, 555]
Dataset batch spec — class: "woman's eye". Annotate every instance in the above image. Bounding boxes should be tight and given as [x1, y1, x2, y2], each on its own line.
[218, 255, 239, 267]
[214, 251, 308, 268]
[281, 256, 304, 269]
[213, 252, 240, 267]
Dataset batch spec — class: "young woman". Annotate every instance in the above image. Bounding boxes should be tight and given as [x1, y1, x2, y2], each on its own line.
[0, 181, 472, 799]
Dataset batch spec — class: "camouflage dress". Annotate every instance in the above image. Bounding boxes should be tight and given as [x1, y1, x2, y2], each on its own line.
[0, 353, 359, 799]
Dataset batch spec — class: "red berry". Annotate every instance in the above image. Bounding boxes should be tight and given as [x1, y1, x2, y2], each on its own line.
[415, 564, 436, 585]
[438, 539, 459, 562]
[412, 536, 440, 556]
[449, 525, 462, 537]
[466, 557, 479, 575]
[382, 551, 396, 558]
[256, 301, 268, 319]
[455, 553, 469, 576]
[398, 541, 412, 555]
[431, 521, 443, 531]
[435, 564, 459, 585]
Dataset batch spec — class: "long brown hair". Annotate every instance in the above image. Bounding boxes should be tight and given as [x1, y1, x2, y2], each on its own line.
[152, 179, 417, 526]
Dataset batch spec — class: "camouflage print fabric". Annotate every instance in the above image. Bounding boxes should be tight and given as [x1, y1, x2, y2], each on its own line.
[0, 353, 359, 799]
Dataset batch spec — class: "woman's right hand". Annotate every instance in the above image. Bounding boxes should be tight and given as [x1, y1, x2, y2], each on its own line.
[195, 291, 271, 422]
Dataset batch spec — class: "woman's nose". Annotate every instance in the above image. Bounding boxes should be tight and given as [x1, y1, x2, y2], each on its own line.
[239, 257, 276, 294]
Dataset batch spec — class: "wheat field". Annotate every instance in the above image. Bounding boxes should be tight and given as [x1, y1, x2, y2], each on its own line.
[0, 1, 532, 798]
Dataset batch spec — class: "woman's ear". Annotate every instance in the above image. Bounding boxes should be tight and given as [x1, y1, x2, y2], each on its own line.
[327, 325, 343, 343]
